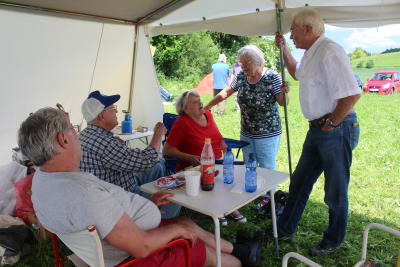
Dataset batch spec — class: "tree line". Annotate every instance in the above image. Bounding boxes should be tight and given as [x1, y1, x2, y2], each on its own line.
[150, 31, 280, 83]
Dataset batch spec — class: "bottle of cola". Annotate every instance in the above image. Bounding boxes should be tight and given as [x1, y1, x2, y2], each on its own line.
[200, 138, 215, 191]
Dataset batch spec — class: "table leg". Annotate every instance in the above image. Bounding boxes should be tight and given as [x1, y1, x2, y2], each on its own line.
[212, 216, 222, 267]
[270, 189, 280, 256]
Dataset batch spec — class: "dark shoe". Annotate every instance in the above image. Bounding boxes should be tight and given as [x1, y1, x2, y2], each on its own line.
[235, 229, 252, 244]
[264, 228, 293, 242]
[309, 242, 339, 256]
[242, 230, 264, 267]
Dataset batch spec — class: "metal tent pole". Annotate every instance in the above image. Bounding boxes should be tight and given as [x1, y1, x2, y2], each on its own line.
[275, 1, 293, 179]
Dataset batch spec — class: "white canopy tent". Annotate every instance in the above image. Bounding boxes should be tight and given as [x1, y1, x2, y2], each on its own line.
[0, 0, 399, 166]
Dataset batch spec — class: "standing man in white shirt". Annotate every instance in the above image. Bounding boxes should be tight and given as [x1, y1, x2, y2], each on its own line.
[274, 9, 361, 256]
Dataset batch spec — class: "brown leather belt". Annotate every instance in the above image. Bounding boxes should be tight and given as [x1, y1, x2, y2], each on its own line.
[309, 113, 331, 127]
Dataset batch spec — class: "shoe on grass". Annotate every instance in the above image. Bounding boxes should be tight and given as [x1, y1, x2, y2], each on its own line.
[308, 242, 339, 256]
[229, 211, 247, 223]
[219, 217, 228, 226]
[242, 230, 265, 267]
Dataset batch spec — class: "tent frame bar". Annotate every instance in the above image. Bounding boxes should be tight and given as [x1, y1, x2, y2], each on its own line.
[0, 1, 135, 24]
[0, 0, 188, 25]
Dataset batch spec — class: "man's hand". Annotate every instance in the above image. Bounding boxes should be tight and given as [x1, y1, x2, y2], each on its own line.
[150, 192, 174, 206]
[275, 32, 286, 48]
[153, 122, 167, 138]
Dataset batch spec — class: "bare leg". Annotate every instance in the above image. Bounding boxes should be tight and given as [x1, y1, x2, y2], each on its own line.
[204, 244, 241, 267]
[175, 217, 233, 253]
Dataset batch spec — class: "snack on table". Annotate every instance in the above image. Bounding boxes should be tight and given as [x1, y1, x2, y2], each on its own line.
[155, 176, 185, 189]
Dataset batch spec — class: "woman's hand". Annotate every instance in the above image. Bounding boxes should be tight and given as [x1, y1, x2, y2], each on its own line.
[221, 141, 228, 154]
[280, 81, 290, 94]
[186, 155, 200, 166]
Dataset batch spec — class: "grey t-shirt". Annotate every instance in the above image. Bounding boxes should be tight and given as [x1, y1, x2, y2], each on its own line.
[32, 169, 161, 266]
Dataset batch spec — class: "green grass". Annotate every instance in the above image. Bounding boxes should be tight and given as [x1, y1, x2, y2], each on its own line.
[352, 52, 400, 82]
[16, 85, 400, 267]
[164, 89, 400, 266]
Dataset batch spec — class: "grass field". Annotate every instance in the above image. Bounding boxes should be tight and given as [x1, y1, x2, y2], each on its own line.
[15, 69, 400, 266]
[163, 88, 400, 266]
[352, 52, 400, 83]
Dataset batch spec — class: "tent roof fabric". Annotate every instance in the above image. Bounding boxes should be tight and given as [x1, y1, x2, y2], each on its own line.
[0, 0, 194, 23]
[147, 0, 400, 36]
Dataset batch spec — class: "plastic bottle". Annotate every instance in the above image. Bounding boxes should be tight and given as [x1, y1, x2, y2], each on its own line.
[121, 114, 133, 134]
[245, 153, 257, 193]
[200, 138, 215, 191]
[223, 147, 234, 184]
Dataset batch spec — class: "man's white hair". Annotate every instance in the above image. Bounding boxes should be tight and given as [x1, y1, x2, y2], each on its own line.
[293, 8, 325, 36]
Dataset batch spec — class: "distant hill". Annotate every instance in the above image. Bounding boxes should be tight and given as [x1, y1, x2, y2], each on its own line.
[351, 52, 400, 82]
[382, 48, 400, 54]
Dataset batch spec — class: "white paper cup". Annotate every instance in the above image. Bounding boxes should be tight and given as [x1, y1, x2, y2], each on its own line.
[185, 171, 201, 197]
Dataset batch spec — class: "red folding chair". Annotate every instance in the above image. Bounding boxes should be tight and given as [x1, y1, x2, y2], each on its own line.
[51, 226, 192, 267]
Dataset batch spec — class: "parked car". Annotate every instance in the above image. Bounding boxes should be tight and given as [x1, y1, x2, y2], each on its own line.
[354, 74, 363, 90]
[363, 71, 400, 94]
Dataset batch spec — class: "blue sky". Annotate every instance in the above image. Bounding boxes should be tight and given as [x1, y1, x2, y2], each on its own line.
[283, 24, 400, 61]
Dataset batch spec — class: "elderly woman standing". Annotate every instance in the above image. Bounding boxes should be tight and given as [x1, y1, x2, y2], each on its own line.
[164, 91, 247, 225]
[205, 45, 288, 170]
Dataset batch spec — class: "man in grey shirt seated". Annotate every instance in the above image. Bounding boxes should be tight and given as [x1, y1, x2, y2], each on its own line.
[79, 90, 179, 218]
[18, 107, 264, 267]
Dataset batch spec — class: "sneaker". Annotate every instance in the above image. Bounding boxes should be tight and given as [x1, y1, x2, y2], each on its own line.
[229, 211, 247, 223]
[309, 242, 339, 256]
[264, 228, 293, 242]
[219, 217, 228, 226]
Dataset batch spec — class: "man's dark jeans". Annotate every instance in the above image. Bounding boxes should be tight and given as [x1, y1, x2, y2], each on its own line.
[278, 112, 360, 247]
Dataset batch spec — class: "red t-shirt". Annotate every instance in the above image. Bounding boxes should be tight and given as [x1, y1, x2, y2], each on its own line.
[166, 110, 223, 170]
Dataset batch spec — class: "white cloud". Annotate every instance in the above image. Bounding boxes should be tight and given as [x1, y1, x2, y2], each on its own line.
[326, 25, 340, 31]
[345, 24, 400, 51]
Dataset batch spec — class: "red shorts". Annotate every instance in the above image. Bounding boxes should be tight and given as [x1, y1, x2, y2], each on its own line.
[130, 219, 206, 267]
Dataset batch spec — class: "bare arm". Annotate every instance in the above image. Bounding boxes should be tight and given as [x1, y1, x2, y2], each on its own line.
[163, 142, 200, 166]
[204, 87, 236, 110]
[322, 94, 361, 131]
[149, 122, 167, 153]
[275, 33, 298, 80]
[104, 213, 196, 259]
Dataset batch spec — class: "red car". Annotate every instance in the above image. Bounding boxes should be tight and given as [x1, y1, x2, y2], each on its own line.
[363, 71, 400, 94]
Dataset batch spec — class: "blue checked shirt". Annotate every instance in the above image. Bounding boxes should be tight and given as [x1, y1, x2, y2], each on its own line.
[79, 125, 159, 192]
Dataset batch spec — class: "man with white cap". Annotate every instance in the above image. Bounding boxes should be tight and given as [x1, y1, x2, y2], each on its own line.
[212, 53, 230, 115]
[79, 90, 180, 218]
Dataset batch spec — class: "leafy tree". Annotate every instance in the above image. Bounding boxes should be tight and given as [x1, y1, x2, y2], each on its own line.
[366, 60, 375, 69]
[350, 47, 370, 60]
[151, 31, 219, 79]
[207, 31, 251, 64]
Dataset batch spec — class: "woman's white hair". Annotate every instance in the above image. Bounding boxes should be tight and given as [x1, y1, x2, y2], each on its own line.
[237, 45, 265, 66]
[292, 8, 325, 36]
[176, 90, 200, 116]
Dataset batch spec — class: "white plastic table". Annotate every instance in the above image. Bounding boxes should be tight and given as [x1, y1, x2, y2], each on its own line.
[140, 164, 289, 267]
[113, 130, 154, 144]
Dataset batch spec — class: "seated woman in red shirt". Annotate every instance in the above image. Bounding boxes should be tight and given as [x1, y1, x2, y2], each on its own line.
[163, 91, 246, 225]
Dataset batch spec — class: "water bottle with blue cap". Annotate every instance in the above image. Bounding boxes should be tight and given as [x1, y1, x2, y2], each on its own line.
[121, 112, 133, 134]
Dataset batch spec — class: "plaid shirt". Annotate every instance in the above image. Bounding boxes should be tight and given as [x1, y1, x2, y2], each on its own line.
[79, 125, 159, 192]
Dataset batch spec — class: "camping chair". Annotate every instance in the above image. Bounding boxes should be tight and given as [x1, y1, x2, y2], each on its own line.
[51, 226, 192, 267]
[282, 252, 322, 267]
[354, 223, 400, 267]
[162, 112, 249, 174]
